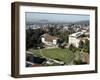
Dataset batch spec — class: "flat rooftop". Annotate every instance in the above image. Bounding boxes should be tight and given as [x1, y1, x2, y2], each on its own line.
[69, 32, 84, 38]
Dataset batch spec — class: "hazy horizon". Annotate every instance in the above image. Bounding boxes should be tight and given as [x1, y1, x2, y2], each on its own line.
[25, 12, 90, 24]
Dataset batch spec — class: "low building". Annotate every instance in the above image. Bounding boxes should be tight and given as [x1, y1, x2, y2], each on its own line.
[41, 34, 59, 46]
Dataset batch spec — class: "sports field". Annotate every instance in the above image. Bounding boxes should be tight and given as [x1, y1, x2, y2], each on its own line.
[30, 48, 75, 64]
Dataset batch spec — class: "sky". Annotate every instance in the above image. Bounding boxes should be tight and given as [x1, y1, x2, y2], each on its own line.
[25, 12, 90, 23]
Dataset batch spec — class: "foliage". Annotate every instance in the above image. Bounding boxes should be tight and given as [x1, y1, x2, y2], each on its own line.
[73, 60, 83, 65]
[69, 44, 77, 52]
[78, 39, 89, 53]
[78, 40, 84, 49]
[26, 29, 45, 50]
[57, 39, 65, 48]
[83, 39, 89, 53]
[73, 59, 87, 65]
[48, 26, 70, 43]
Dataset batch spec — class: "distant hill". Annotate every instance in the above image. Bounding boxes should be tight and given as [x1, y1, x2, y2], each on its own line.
[74, 20, 89, 25]
[26, 20, 89, 26]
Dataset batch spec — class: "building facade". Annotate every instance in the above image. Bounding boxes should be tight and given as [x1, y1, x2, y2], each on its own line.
[69, 32, 84, 47]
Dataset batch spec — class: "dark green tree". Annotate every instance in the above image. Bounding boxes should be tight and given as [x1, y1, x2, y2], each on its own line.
[26, 29, 45, 50]
[69, 44, 77, 52]
[83, 39, 89, 53]
[78, 40, 84, 49]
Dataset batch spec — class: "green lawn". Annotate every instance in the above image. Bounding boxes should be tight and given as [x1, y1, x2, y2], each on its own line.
[29, 48, 75, 64]
[28, 48, 75, 64]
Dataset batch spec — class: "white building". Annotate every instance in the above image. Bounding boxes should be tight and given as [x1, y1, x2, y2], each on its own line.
[26, 24, 40, 29]
[69, 32, 84, 47]
[41, 34, 59, 46]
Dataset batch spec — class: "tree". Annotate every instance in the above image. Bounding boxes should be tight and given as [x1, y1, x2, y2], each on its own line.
[69, 44, 77, 52]
[26, 29, 45, 50]
[83, 39, 89, 53]
[78, 40, 84, 49]
[48, 26, 55, 36]
[57, 39, 65, 48]
[58, 31, 69, 43]
[73, 60, 87, 65]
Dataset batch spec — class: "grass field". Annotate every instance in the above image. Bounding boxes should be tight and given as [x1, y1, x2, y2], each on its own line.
[30, 48, 75, 64]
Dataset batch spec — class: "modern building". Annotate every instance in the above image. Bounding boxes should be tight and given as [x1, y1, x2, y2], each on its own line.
[69, 32, 84, 47]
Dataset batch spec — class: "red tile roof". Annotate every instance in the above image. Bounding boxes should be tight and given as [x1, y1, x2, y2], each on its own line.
[42, 34, 59, 42]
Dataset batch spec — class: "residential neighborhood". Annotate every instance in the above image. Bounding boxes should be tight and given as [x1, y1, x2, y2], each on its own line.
[26, 22, 90, 67]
